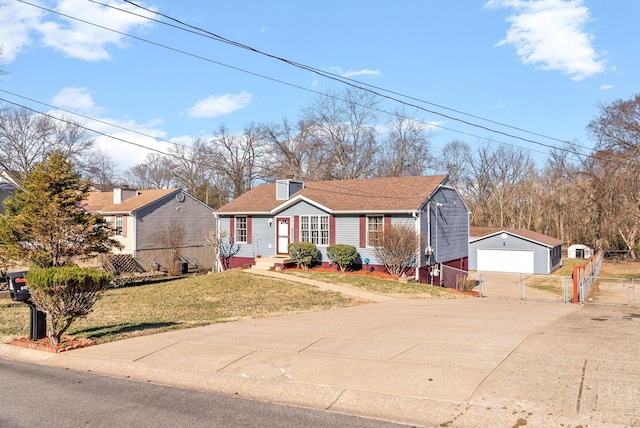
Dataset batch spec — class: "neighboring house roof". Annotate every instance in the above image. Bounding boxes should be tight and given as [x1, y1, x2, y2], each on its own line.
[469, 227, 564, 248]
[85, 188, 180, 214]
[0, 169, 22, 191]
[216, 175, 450, 214]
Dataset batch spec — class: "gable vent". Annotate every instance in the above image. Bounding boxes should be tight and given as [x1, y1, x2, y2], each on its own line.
[276, 179, 304, 200]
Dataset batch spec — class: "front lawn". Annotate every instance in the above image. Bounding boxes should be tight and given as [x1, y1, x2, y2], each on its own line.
[0, 270, 358, 344]
[282, 267, 467, 298]
[0, 266, 471, 346]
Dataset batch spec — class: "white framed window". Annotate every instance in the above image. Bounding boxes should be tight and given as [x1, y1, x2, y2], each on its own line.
[114, 215, 123, 236]
[235, 216, 247, 243]
[367, 215, 384, 247]
[300, 215, 329, 246]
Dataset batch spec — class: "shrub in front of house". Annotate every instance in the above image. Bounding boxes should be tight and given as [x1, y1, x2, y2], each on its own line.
[26, 266, 112, 345]
[288, 242, 319, 271]
[326, 244, 358, 272]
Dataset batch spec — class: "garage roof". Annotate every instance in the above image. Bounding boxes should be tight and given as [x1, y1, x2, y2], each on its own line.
[469, 227, 564, 248]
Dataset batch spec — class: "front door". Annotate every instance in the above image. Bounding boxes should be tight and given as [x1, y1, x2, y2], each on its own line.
[276, 218, 290, 255]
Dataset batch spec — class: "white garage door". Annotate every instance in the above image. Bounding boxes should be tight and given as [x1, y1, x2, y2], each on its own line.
[477, 249, 534, 274]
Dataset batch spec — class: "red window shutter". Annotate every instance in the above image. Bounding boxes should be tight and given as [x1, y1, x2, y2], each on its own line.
[229, 217, 235, 241]
[122, 215, 127, 238]
[293, 216, 299, 242]
[384, 215, 392, 230]
[330, 215, 336, 245]
[247, 216, 252, 244]
[359, 215, 366, 248]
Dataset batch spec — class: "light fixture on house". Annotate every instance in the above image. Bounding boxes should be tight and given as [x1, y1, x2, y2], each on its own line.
[268, 218, 273, 226]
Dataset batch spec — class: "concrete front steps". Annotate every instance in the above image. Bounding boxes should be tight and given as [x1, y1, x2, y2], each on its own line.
[253, 256, 296, 271]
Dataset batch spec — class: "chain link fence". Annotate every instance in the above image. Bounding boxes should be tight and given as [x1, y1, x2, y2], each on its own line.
[471, 271, 572, 303]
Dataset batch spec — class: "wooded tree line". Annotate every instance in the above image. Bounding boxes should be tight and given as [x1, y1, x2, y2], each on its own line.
[1, 90, 639, 257]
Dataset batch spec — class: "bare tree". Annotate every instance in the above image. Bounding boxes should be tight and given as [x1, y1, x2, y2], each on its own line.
[260, 118, 328, 181]
[205, 228, 239, 271]
[583, 94, 640, 257]
[302, 87, 379, 180]
[83, 148, 120, 191]
[170, 138, 215, 204]
[155, 219, 186, 276]
[434, 139, 473, 193]
[123, 153, 174, 189]
[376, 109, 433, 177]
[0, 107, 56, 179]
[210, 123, 264, 199]
[373, 225, 421, 277]
[55, 115, 96, 168]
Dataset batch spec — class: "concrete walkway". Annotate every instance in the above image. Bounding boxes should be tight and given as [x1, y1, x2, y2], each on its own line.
[1, 272, 639, 427]
[242, 267, 397, 303]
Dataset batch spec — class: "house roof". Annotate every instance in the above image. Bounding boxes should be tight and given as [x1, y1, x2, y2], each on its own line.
[216, 175, 450, 214]
[469, 227, 564, 248]
[85, 188, 180, 214]
[0, 169, 22, 190]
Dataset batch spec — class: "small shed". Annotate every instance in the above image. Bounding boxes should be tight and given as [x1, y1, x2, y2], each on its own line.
[469, 227, 564, 275]
[567, 244, 593, 259]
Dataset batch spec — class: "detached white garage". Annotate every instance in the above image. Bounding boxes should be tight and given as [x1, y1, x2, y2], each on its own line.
[469, 228, 564, 275]
[476, 248, 534, 274]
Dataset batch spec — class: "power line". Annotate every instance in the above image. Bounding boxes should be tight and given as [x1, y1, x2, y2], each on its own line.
[112, 0, 593, 151]
[13, 0, 598, 162]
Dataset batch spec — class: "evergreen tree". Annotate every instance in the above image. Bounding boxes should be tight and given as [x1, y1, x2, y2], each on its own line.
[0, 151, 121, 267]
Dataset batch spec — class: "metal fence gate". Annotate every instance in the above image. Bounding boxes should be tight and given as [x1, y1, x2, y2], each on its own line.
[582, 277, 637, 306]
[471, 271, 573, 303]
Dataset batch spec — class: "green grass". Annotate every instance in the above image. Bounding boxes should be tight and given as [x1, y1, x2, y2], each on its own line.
[0, 270, 357, 344]
[282, 269, 466, 298]
[0, 266, 472, 346]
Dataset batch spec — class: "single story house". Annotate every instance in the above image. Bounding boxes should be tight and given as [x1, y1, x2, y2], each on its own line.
[469, 227, 564, 275]
[215, 175, 469, 284]
[567, 244, 593, 259]
[85, 187, 217, 272]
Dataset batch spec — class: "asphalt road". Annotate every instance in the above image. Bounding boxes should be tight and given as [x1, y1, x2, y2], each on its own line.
[0, 359, 411, 428]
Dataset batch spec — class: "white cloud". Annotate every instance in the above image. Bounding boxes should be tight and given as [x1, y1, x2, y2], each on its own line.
[329, 67, 381, 78]
[0, 0, 155, 63]
[187, 91, 253, 118]
[51, 87, 103, 114]
[341, 68, 381, 78]
[87, 117, 172, 171]
[486, 0, 605, 81]
[0, 0, 43, 63]
[600, 84, 613, 90]
[46, 90, 170, 170]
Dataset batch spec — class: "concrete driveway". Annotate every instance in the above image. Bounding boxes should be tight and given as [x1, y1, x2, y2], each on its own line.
[2, 296, 638, 427]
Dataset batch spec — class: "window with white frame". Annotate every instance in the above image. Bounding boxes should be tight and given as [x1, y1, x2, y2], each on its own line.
[300, 215, 329, 245]
[367, 215, 384, 247]
[235, 216, 247, 243]
[114, 215, 123, 236]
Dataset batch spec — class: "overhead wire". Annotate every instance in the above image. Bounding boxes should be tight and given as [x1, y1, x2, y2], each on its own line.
[114, 0, 593, 150]
[10, 0, 603, 164]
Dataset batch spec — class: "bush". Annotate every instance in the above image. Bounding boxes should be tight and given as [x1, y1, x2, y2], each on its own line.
[288, 242, 319, 271]
[326, 244, 358, 272]
[26, 266, 112, 345]
[373, 225, 421, 277]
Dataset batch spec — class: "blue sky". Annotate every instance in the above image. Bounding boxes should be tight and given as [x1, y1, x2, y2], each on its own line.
[0, 0, 638, 172]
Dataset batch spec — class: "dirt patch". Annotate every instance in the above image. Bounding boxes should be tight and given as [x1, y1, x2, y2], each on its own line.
[11, 336, 95, 353]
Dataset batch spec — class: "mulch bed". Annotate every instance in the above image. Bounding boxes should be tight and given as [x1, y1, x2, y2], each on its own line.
[11, 336, 96, 353]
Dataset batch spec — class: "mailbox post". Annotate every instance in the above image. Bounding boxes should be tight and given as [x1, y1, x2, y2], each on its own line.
[7, 271, 47, 341]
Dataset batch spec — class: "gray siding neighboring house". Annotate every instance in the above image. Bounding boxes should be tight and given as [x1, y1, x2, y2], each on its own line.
[216, 175, 470, 284]
[469, 227, 564, 275]
[85, 188, 217, 272]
